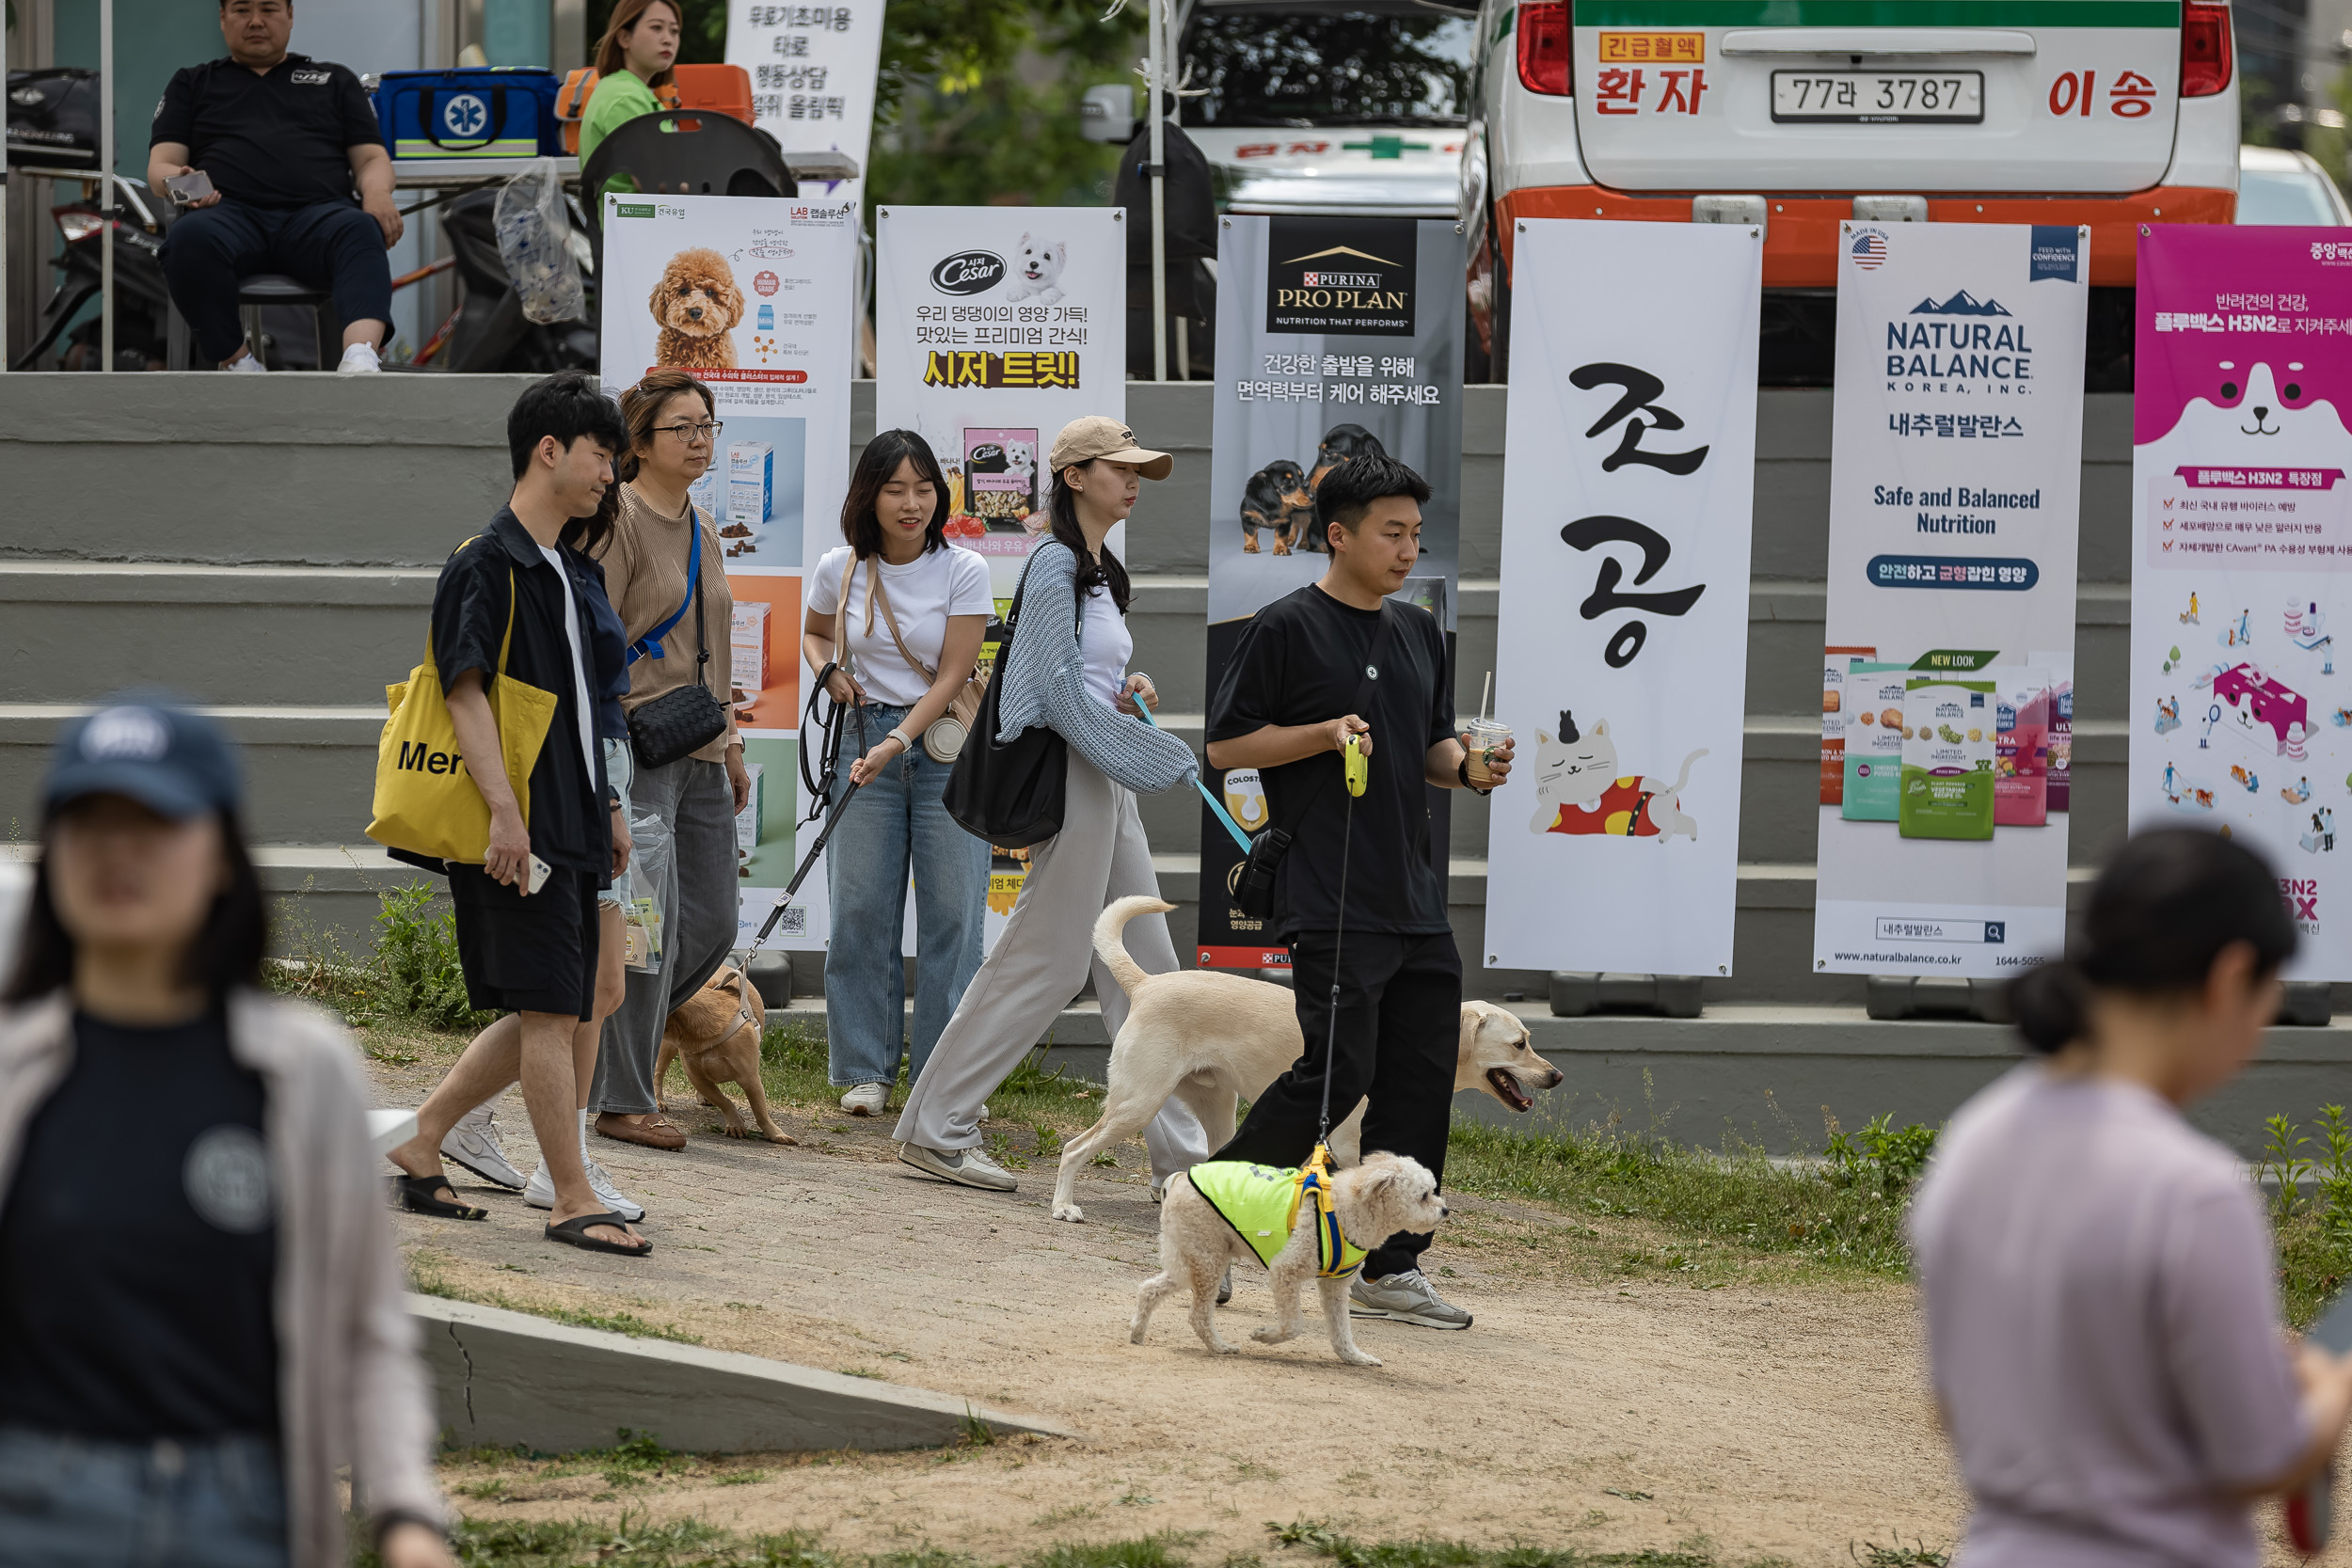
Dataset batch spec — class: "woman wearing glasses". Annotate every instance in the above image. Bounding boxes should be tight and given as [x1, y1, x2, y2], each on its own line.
[584, 370, 753, 1152]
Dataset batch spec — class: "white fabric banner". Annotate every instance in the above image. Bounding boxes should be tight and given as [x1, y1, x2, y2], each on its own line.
[1486, 218, 1761, 977]
[724, 1, 885, 204]
[873, 205, 1128, 599]
[598, 193, 860, 951]
[1812, 221, 2089, 976]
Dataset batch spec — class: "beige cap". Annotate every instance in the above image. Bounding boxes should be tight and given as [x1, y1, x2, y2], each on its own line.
[1049, 416, 1173, 482]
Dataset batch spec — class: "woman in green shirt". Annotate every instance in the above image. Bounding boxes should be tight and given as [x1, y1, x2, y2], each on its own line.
[580, 0, 681, 166]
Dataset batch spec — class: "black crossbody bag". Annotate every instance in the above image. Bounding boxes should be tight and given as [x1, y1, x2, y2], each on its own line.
[1232, 603, 1399, 920]
[943, 551, 1086, 847]
[626, 524, 730, 769]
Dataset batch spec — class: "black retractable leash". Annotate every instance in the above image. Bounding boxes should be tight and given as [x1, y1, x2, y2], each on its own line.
[1299, 732, 1368, 1213]
[749, 670, 869, 950]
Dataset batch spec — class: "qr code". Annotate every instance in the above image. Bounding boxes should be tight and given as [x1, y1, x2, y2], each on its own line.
[774, 905, 807, 936]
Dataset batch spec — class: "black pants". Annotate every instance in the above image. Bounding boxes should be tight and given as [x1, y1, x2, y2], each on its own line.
[159, 198, 391, 363]
[1213, 927, 1462, 1277]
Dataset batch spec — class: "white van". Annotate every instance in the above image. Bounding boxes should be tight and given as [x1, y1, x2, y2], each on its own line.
[1177, 0, 1477, 220]
[1465, 0, 2242, 374]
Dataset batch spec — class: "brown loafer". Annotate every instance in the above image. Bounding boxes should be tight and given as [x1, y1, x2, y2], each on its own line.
[595, 1112, 687, 1150]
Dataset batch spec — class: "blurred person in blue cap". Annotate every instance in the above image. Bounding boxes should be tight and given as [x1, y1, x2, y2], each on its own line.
[0, 698, 453, 1568]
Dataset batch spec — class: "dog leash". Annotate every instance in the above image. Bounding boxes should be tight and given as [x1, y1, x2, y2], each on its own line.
[750, 701, 869, 951]
[1133, 698, 1252, 853]
[1295, 731, 1366, 1241]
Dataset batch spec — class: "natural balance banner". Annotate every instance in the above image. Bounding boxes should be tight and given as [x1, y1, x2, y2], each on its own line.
[1813, 221, 2089, 977]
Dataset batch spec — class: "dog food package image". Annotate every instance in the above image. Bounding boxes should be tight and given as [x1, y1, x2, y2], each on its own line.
[730, 601, 771, 691]
[1820, 644, 1876, 806]
[727, 441, 774, 528]
[1840, 661, 1911, 822]
[1899, 676, 1996, 841]
[1994, 668, 2051, 828]
[963, 428, 1039, 530]
[689, 465, 722, 520]
[736, 761, 765, 856]
[2031, 650, 2074, 813]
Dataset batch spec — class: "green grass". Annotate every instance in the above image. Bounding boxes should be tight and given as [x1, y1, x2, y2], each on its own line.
[270, 880, 498, 1034]
[406, 1252, 703, 1345]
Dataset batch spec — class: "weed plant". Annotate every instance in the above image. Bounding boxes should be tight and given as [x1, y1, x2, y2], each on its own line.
[270, 881, 497, 1034]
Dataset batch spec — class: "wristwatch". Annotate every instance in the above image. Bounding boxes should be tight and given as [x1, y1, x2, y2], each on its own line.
[1457, 756, 1492, 796]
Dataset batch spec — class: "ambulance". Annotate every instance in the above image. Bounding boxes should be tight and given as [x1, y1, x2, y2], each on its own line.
[1465, 1, 2241, 375]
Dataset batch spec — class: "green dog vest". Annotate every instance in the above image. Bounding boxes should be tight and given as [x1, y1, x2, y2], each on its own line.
[1187, 1160, 1367, 1278]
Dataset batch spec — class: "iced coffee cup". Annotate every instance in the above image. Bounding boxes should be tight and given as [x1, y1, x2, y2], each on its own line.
[1460, 717, 1511, 787]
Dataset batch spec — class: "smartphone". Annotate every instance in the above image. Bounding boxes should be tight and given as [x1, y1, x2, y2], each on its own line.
[2287, 1290, 2352, 1550]
[164, 169, 214, 205]
[525, 855, 552, 895]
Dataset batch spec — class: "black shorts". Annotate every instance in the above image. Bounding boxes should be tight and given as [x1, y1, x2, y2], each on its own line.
[446, 863, 599, 1021]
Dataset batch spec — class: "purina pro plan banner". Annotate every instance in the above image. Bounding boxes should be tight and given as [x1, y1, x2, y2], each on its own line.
[1813, 222, 2089, 977]
[2131, 227, 2352, 979]
[1196, 214, 1467, 970]
[874, 206, 1127, 601]
[599, 194, 858, 952]
[1486, 219, 1759, 977]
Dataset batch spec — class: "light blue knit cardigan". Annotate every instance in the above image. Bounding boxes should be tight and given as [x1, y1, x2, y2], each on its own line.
[995, 540, 1197, 794]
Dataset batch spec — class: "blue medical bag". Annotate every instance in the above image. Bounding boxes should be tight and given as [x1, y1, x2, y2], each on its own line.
[374, 69, 560, 159]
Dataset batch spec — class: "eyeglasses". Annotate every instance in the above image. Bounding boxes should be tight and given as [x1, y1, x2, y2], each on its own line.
[656, 420, 723, 443]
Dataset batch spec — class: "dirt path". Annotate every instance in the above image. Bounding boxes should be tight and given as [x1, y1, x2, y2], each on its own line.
[373, 1047, 1968, 1563]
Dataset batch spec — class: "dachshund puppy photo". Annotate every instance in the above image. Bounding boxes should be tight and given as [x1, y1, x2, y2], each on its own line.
[1300, 424, 1391, 552]
[649, 247, 744, 371]
[1239, 460, 1315, 555]
[1132, 1150, 1449, 1367]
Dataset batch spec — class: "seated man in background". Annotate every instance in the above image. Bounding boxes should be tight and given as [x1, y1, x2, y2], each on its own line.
[148, 0, 402, 372]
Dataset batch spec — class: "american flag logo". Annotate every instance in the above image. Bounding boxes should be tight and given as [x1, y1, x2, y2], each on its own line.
[1851, 231, 1888, 270]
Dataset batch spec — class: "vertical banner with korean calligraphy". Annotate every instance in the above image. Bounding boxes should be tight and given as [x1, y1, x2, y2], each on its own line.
[726, 2, 885, 203]
[597, 193, 860, 952]
[2132, 228, 2352, 978]
[1196, 214, 1466, 969]
[1485, 219, 1759, 977]
[874, 206, 1127, 600]
[1813, 222, 2089, 975]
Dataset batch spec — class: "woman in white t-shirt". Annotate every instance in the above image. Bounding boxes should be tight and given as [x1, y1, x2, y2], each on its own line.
[803, 431, 993, 1116]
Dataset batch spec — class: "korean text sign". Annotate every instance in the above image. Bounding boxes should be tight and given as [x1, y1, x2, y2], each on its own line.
[2131, 226, 2352, 978]
[1813, 222, 2088, 976]
[725, 2, 884, 201]
[1486, 218, 1759, 977]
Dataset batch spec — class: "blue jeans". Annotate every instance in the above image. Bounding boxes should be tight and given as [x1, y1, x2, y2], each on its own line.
[0, 1427, 289, 1568]
[823, 703, 989, 1087]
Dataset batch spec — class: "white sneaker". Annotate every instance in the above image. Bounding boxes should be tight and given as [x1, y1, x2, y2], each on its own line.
[839, 1083, 887, 1117]
[336, 341, 382, 373]
[895, 1142, 1017, 1192]
[440, 1103, 526, 1190]
[524, 1152, 646, 1223]
[225, 352, 265, 373]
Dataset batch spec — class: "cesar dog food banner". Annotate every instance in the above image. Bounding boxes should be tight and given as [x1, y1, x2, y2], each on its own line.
[874, 206, 1127, 598]
[1196, 214, 1468, 970]
[1812, 222, 2089, 977]
[871, 205, 1128, 943]
[1486, 219, 1761, 979]
[598, 193, 858, 950]
[2131, 227, 2352, 979]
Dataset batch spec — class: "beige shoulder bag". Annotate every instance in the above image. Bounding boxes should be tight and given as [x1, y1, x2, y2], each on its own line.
[861, 555, 990, 763]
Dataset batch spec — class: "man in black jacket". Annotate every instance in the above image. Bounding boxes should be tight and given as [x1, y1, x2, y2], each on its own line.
[147, 0, 402, 372]
[1206, 453, 1515, 1330]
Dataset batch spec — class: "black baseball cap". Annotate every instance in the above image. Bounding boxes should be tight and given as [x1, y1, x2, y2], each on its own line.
[43, 696, 242, 822]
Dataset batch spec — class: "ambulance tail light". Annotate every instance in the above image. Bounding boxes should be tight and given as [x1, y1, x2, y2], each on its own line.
[2181, 1, 2233, 98]
[1518, 2, 1573, 96]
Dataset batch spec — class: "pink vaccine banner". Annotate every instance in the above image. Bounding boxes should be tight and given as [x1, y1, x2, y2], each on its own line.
[2130, 225, 2352, 976]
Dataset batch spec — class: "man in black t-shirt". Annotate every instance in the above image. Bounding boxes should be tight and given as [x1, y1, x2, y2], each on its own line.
[147, 0, 402, 372]
[1206, 453, 1516, 1331]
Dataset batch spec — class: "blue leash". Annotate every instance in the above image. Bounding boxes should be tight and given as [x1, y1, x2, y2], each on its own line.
[1134, 698, 1253, 853]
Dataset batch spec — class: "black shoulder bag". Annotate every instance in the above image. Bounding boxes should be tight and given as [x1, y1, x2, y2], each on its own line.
[942, 551, 1086, 847]
[626, 522, 730, 769]
[1232, 602, 1400, 920]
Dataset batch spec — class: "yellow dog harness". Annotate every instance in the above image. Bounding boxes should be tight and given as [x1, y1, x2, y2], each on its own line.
[1187, 1153, 1366, 1278]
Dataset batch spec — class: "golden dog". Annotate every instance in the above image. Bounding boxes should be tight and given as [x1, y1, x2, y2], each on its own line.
[654, 964, 794, 1143]
[649, 246, 742, 371]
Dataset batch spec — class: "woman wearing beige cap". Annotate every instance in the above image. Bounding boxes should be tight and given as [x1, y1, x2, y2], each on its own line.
[892, 417, 1207, 1193]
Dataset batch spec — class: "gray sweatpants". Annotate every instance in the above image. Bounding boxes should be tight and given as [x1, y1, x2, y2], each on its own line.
[592, 753, 738, 1116]
[893, 751, 1208, 1182]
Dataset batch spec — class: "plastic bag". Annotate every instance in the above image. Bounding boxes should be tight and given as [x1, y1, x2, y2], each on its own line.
[493, 158, 583, 325]
[626, 793, 674, 976]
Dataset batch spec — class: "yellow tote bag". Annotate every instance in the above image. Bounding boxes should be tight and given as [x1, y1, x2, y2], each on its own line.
[366, 566, 560, 864]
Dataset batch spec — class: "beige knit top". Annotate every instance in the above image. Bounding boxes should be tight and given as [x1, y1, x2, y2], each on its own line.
[595, 483, 740, 764]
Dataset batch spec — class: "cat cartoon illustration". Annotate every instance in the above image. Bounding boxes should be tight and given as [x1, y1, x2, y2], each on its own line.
[1527, 711, 1706, 842]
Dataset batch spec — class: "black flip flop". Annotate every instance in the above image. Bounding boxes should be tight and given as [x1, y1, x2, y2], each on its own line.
[389, 1172, 487, 1221]
[545, 1211, 652, 1257]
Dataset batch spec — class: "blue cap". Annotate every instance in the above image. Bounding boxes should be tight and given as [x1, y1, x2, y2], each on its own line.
[43, 697, 242, 821]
